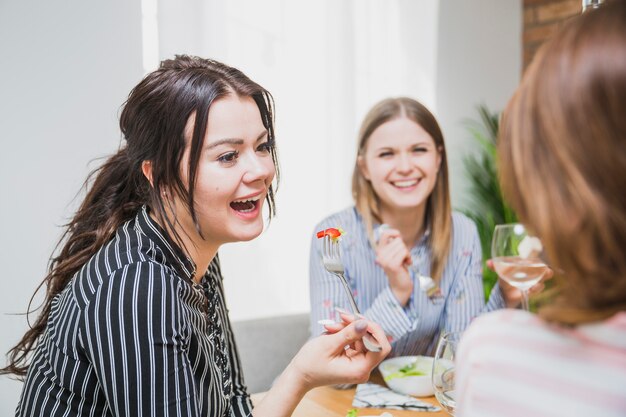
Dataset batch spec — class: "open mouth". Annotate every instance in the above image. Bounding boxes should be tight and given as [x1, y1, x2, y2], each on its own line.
[230, 197, 261, 213]
[390, 179, 419, 189]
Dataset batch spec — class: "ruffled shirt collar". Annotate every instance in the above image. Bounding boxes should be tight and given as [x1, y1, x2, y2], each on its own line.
[134, 205, 197, 281]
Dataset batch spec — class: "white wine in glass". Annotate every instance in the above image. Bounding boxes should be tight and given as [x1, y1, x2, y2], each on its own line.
[491, 223, 548, 311]
[432, 332, 460, 416]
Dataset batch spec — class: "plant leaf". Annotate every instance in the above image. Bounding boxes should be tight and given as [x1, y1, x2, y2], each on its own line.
[459, 105, 518, 301]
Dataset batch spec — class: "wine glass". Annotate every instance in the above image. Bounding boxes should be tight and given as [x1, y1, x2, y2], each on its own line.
[582, 0, 605, 13]
[491, 223, 548, 311]
[432, 332, 460, 416]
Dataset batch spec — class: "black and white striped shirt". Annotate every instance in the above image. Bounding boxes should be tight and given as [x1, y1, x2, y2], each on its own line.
[16, 206, 253, 417]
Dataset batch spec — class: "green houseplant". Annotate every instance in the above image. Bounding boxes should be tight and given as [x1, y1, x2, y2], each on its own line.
[461, 105, 517, 300]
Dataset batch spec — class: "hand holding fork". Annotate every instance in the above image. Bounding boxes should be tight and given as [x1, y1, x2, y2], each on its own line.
[320, 235, 382, 352]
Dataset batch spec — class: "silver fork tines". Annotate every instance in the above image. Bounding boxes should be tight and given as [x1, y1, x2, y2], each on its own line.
[321, 235, 382, 352]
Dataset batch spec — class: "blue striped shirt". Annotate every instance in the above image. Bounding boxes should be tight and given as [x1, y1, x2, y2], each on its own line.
[16, 206, 252, 417]
[309, 207, 505, 356]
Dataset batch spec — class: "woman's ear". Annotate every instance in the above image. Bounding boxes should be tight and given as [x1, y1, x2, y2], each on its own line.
[357, 155, 370, 181]
[141, 160, 154, 187]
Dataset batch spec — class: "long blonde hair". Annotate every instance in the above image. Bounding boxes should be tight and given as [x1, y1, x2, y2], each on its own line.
[351, 97, 451, 282]
[499, 3, 626, 325]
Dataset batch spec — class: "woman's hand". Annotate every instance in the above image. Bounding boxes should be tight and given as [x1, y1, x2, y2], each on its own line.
[486, 259, 553, 308]
[253, 316, 390, 417]
[375, 228, 413, 305]
[291, 316, 391, 389]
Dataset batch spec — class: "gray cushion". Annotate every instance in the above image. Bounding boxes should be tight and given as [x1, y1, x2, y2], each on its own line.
[231, 313, 310, 393]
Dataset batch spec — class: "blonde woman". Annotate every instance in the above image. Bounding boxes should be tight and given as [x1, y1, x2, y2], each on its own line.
[310, 98, 529, 355]
[456, 3, 626, 416]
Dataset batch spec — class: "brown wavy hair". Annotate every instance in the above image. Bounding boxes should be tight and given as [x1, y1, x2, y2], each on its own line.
[1, 55, 279, 377]
[352, 97, 451, 282]
[499, 2, 626, 325]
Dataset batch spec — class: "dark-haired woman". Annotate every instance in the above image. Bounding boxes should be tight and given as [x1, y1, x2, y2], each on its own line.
[2, 55, 390, 417]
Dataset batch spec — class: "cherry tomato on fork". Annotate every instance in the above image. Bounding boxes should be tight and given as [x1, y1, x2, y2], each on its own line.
[316, 227, 345, 241]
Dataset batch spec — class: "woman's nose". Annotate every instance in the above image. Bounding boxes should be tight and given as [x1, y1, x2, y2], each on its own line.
[243, 153, 275, 183]
[396, 153, 412, 173]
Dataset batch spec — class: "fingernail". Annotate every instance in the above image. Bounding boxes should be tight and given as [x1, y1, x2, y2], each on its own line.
[355, 313, 367, 320]
[335, 307, 351, 316]
[317, 319, 336, 326]
[355, 320, 368, 332]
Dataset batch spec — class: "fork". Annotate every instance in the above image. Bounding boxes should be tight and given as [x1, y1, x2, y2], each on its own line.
[321, 235, 382, 352]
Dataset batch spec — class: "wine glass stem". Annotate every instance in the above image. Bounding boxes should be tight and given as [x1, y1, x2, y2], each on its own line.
[521, 289, 530, 311]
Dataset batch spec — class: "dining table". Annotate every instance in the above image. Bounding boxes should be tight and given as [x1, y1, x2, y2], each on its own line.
[250, 371, 448, 417]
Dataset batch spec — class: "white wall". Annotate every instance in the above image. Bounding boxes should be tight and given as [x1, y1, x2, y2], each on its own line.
[0, 0, 520, 413]
[437, 0, 522, 208]
[0, 0, 143, 413]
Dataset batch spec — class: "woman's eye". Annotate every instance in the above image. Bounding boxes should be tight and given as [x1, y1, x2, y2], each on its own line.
[412, 147, 428, 153]
[378, 151, 393, 158]
[257, 141, 274, 153]
[218, 151, 238, 164]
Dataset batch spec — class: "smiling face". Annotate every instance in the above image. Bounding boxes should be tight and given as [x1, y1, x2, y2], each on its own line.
[173, 94, 276, 249]
[359, 117, 441, 215]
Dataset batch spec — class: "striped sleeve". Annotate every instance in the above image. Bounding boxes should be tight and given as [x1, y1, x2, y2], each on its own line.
[484, 281, 505, 311]
[441, 221, 487, 334]
[365, 286, 413, 340]
[81, 261, 199, 417]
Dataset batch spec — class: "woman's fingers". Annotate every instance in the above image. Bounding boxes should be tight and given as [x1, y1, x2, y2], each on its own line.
[376, 239, 410, 271]
[542, 267, 554, 281]
[378, 229, 402, 245]
[293, 317, 391, 388]
[383, 239, 409, 260]
[353, 337, 365, 353]
[377, 231, 406, 257]
[336, 308, 356, 323]
[321, 308, 356, 334]
[528, 282, 545, 295]
[332, 320, 369, 353]
[326, 317, 391, 357]
[361, 321, 390, 355]
[330, 310, 390, 356]
[322, 321, 345, 334]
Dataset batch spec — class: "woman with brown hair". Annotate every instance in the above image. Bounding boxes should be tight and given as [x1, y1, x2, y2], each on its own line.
[309, 97, 532, 355]
[2, 55, 390, 417]
[456, 3, 626, 416]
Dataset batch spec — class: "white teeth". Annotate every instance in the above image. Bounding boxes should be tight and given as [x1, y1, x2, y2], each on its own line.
[232, 196, 260, 204]
[392, 179, 419, 188]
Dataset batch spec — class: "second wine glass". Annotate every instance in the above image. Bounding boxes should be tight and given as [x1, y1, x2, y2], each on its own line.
[432, 331, 461, 416]
[491, 223, 548, 311]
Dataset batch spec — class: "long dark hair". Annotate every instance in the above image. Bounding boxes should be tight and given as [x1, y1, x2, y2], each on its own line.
[2, 55, 279, 377]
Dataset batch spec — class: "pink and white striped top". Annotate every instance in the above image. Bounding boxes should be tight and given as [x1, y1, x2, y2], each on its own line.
[456, 309, 626, 417]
